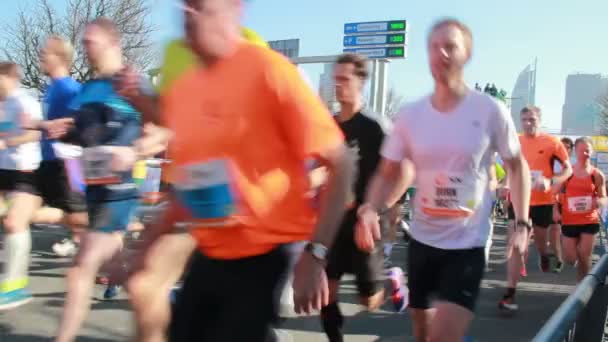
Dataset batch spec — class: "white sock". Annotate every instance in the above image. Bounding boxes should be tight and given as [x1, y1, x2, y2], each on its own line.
[2, 231, 31, 292]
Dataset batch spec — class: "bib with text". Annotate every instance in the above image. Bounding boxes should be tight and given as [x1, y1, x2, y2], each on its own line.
[418, 171, 483, 218]
[567, 196, 593, 213]
[531, 170, 543, 187]
[174, 159, 240, 228]
[81, 147, 121, 185]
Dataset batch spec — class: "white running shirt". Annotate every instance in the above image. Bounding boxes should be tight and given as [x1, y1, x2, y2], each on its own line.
[0, 89, 42, 171]
[382, 90, 520, 249]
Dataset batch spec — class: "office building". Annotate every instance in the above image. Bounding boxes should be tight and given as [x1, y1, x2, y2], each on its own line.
[268, 39, 300, 59]
[510, 61, 537, 132]
[561, 73, 608, 135]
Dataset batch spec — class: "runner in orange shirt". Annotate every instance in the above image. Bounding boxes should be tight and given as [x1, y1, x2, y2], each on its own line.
[156, 0, 354, 340]
[554, 137, 607, 282]
[500, 105, 572, 313]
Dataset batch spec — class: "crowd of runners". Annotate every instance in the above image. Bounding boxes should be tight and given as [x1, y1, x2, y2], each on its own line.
[0, 0, 605, 341]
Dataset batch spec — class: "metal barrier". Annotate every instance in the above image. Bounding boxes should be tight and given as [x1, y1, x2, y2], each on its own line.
[532, 253, 608, 342]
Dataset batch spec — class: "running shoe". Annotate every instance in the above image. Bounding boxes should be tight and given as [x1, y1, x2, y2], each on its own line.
[0, 288, 33, 311]
[52, 238, 78, 257]
[103, 285, 121, 300]
[387, 267, 408, 312]
[552, 259, 563, 273]
[520, 264, 528, 278]
[498, 295, 518, 313]
[539, 255, 550, 273]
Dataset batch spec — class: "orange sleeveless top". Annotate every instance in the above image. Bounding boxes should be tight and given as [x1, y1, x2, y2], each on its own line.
[559, 168, 599, 226]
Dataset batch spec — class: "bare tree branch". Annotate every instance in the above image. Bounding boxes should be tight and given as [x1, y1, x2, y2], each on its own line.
[1, 0, 157, 93]
[384, 87, 405, 121]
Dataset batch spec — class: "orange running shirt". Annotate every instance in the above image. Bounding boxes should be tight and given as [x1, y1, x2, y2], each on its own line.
[520, 133, 569, 206]
[162, 42, 344, 259]
[559, 169, 599, 226]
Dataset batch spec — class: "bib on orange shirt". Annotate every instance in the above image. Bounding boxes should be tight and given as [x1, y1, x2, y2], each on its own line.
[162, 43, 344, 260]
[520, 133, 569, 205]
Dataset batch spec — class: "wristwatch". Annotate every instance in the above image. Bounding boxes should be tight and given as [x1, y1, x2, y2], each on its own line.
[304, 242, 329, 262]
[516, 219, 532, 230]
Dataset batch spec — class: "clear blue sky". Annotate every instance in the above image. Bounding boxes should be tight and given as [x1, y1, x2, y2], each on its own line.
[3, 0, 608, 130]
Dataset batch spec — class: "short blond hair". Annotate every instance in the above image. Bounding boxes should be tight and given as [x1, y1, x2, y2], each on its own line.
[47, 35, 75, 67]
[428, 18, 473, 56]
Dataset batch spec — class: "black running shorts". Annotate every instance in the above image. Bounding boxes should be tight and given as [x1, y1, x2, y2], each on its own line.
[169, 244, 293, 342]
[325, 209, 385, 298]
[407, 239, 485, 312]
[0, 169, 37, 194]
[34, 160, 86, 213]
[561, 224, 600, 238]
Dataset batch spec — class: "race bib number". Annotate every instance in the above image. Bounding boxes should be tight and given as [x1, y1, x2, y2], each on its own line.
[531, 170, 543, 186]
[418, 171, 483, 218]
[567, 196, 593, 213]
[174, 159, 239, 228]
[81, 147, 120, 185]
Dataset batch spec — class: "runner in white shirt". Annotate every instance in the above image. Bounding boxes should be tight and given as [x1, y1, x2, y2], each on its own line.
[0, 62, 44, 310]
[355, 19, 532, 341]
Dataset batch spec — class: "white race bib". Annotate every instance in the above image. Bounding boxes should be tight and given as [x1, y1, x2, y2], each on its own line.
[174, 159, 239, 228]
[81, 147, 120, 185]
[418, 171, 483, 218]
[567, 196, 593, 213]
[531, 170, 543, 186]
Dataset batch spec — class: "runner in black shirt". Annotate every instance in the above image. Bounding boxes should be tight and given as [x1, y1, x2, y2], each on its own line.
[321, 53, 407, 342]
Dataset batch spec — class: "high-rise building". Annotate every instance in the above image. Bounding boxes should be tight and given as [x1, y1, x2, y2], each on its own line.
[510, 60, 537, 132]
[319, 63, 338, 113]
[268, 39, 300, 59]
[561, 74, 608, 135]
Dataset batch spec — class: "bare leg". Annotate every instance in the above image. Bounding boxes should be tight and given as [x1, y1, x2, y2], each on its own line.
[428, 301, 473, 342]
[410, 307, 435, 342]
[55, 232, 123, 342]
[576, 233, 596, 282]
[127, 232, 196, 342]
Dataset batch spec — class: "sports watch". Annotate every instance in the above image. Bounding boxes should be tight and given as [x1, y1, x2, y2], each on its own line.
[304, 242, 329, 262]
[516, 219, 532, 230]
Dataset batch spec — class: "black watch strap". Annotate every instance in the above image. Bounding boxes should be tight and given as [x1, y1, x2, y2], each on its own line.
[516, 219, 532, 229]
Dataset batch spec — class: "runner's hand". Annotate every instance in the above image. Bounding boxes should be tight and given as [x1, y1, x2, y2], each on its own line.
[108, 146, 137, 172]
[508, 222, 529, 257]
[355, 204, 381, 252]
[292, 252, 329, 315]
[113, 65, 141, 99]
[534, 177, 551, 192]
[44, 118, 74, 139]
[552, 207, 561, 224]
[134, 123, 172, 157]
[0, 140, 6, 150]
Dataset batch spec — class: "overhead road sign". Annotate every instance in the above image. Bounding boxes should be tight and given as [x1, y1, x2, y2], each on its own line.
[343, 33, 406, 47]
[343, 46, 406, 59]
[344, 20, 407, 35]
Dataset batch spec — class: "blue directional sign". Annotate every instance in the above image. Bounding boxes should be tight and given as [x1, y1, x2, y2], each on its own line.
[344, 20, 406, 35]
[343, 47, 406, 59]
[343, 33, 406, 47]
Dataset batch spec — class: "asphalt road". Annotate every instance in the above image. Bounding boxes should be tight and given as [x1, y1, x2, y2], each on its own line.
[0, 220, 580, 341]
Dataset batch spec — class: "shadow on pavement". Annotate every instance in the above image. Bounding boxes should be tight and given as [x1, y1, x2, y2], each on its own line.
[0, 334, 117, 342]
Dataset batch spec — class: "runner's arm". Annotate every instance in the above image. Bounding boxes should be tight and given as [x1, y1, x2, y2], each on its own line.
[364, 158, 415, 213]
[595, 171, 607, 208]
[5, 100, 43, 147]
[551, 142, 573, 186]
[503, 153, 531, 223]
[309, 144, 356, 248]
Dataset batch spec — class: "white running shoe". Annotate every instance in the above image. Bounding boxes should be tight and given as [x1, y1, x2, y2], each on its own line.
[52, 238, 78, 257]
